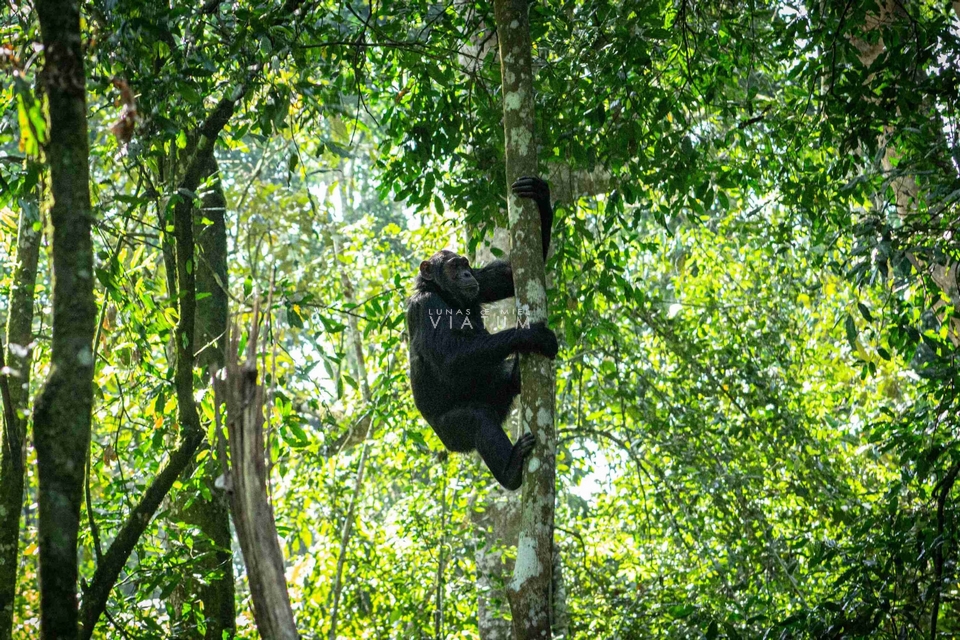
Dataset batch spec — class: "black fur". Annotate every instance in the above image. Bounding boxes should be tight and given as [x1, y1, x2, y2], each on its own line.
[405, 177, 558, 490]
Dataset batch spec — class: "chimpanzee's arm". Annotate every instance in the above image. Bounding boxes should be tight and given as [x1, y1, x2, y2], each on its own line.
[412, 294, 553, 379]
[438, 326, 523, 378]
[434, 320, 556, 378]
[418, 297, 520, 374]
[515, 175, 553, 264]
[475, 179, 553, 304]
[475, 260, 514, 304]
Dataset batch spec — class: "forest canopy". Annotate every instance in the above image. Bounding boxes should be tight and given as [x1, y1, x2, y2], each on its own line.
[2, 0, 960, 637]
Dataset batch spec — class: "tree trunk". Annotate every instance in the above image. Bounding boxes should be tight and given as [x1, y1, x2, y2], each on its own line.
[327, 185, 374, 639]
[179, 154, 236, 639]
[31, 0, 98, 636]
[218, 317, 299, 640]
[493, 1, 558, 637]
[473, 489, 520, 640]
[195, 156, 230, 372]
[471, 231, 568, 639]
[550, 547, 569, 638]
[0, 171, 43, 639]
[470, 229, 520, 640]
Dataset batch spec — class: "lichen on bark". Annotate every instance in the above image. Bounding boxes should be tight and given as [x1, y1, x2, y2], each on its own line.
[493, 0, 559, 636]
[32, 1, 98, 636]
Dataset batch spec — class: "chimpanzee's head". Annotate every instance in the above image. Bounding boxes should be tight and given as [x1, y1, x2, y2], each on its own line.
[416, 250, 479, 305]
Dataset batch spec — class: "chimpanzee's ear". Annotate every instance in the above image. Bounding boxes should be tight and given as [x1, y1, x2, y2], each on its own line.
[419, 261, 434, 280]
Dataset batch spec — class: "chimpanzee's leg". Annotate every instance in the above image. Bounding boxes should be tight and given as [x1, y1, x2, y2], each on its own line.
[507, 355, 521, 394]
[472, 405, 534, 490]
[431, 405, 480, 453]
[487, 357, 520, 424]
[436, 404, 534, 489]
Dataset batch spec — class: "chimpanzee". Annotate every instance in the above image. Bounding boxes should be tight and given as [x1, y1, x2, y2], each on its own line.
[406, 176, 558, 490]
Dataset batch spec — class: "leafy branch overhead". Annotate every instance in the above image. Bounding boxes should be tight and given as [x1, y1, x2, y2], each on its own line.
[2, 0, 960, 638]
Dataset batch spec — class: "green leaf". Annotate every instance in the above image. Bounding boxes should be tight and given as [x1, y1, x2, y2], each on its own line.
[668, 604, 695, 618]
[844, 313, 858, 350]
[287, 305, 305, 329]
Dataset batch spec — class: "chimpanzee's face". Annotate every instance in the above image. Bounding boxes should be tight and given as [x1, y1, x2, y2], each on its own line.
[440, 254, 479, 301]
[419, 250, 479, 303]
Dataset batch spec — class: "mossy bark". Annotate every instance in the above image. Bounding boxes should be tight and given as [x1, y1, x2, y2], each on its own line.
[183, 154, 236, 640]
[32, 0, 97, 636]
[493, 0, 558, 636]
[0, 174, 43, 639]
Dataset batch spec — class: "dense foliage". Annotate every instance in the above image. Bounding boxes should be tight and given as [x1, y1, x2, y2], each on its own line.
[3, 0, 960, 637]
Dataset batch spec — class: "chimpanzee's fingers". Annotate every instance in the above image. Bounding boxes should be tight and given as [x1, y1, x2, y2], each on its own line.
[511, 176, 538, 189]
[513, 176, 548, 197]
[511, 178, 540, 199]
[515, 433, 535, 455]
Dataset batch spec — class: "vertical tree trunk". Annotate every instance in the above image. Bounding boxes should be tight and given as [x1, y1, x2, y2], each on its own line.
[0, 173, 43, 639]
[187, 155, 236, 639]
[327, 439, 370, 640]
[327, 193, 374, 639]
[550, 547, 569, 638]
[218, 318, 298, 640]
[493, 1, 558, 637]
[473, 490, 520, 640]
[471, 236, 569, 640]
[77, 164, 209, 635]
[470, 229, 520, 640]
[195, 156, 230, 372]
[31, 0, 98, 636]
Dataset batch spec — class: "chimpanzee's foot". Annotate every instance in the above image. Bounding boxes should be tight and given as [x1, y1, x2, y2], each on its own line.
[513, 433, 535, 459]
[502, 433, 536, 490]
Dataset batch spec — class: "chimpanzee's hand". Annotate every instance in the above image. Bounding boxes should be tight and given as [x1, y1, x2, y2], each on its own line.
[520, 322, 558, 359]
[511, 176, 550, 207]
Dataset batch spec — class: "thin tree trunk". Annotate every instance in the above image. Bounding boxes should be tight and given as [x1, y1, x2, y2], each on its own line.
[493, 0, 558, 636]
[550, 548, 568, 638]
[434, 459, 449, 640]
[327, 438, 371, 640]
[327, 179, 374, 640]
[470, 228, 520, 640]
[473, 490, 520, 640]
[0, 172, 43, 639]
[218, 315, 298, 640]
[180, 154, 236, 639]
[471, 228, 569, 639]
[31, 0, 97, 636]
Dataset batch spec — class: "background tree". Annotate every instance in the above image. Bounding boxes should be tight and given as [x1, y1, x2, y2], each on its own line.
[31, 0, 98, 636]
[5, 0, 960, 636]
